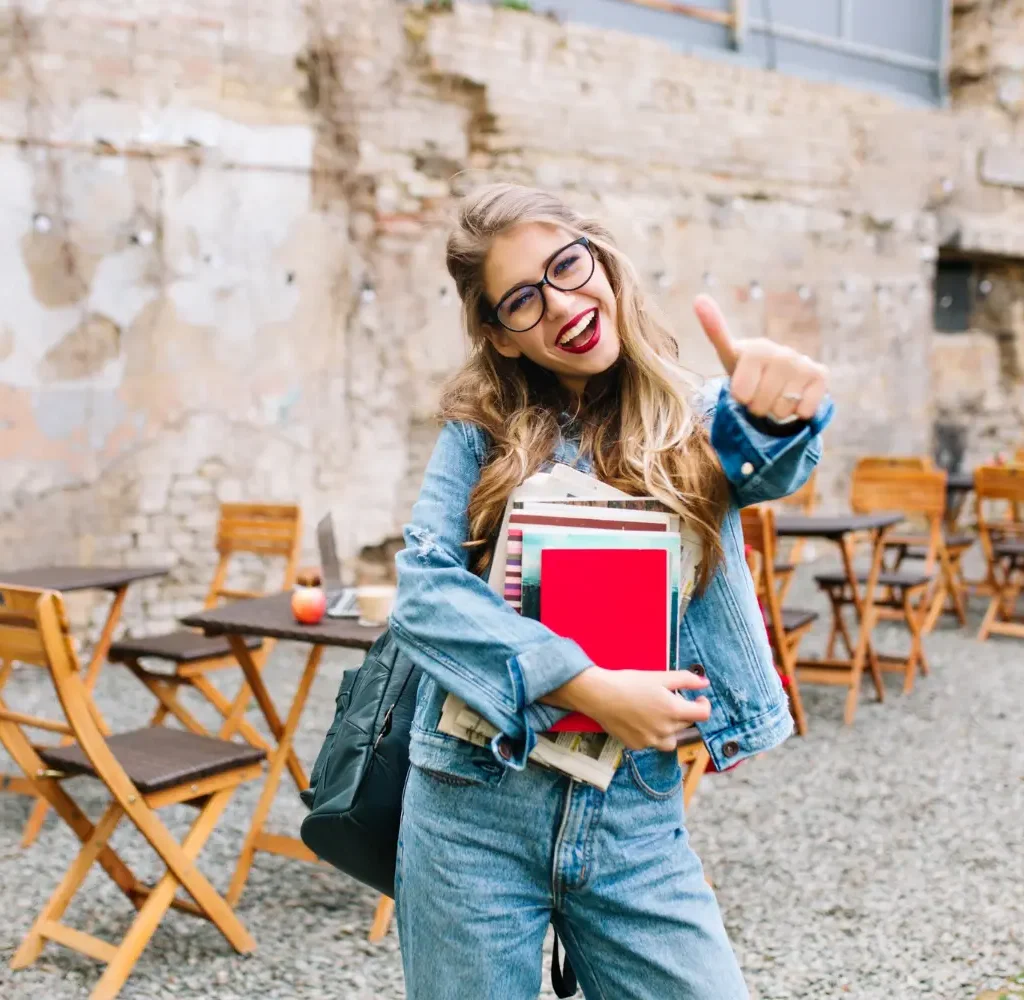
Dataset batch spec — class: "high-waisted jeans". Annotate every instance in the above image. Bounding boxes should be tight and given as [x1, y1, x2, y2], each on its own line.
[396, 747, 749, 1000]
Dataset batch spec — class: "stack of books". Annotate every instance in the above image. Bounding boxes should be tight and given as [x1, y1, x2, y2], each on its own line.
[438, 464, 703, 790]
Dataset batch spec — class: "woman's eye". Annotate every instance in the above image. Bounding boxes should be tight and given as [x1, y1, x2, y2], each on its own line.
[508, 293, 531, 313]
[553, 254, 579, 277]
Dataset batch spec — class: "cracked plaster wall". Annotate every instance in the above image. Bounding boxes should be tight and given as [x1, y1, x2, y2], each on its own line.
[3, 0, 1024, 635]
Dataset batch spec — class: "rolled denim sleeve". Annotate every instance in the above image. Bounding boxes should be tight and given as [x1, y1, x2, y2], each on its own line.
[390, 421, 593, 768]
[699, 378, 834, 507]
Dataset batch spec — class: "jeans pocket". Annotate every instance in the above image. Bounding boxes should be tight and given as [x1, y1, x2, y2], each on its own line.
[417, 767, 480, 788]
[625, 748, 683, 800]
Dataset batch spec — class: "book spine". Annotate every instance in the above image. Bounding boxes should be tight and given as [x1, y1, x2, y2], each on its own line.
[504, 528, 523, 612]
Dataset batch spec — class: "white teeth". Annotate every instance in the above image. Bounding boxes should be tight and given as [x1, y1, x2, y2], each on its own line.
[558, 311, 595, 346]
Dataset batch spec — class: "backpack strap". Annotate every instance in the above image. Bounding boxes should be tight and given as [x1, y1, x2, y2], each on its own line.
[550, 927, 578, 998]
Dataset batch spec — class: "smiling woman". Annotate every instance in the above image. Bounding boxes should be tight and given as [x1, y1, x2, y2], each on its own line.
[388, 182, 832, 1000]
[483, 229, 621, 392]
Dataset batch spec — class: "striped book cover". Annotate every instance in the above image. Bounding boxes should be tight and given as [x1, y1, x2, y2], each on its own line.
[503, 528, 523, 611]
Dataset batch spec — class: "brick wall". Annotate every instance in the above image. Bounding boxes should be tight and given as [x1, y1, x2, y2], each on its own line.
[2, 1, 1024, 635]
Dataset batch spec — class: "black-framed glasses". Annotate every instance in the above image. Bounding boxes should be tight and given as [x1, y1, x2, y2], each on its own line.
[490, 237, 596, 333]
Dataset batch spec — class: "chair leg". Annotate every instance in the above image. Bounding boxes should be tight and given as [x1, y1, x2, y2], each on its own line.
[368, 896, 395, 943]
[91, 788, 252, 1000]
[682, 744, 710, 809]
[11, 801, 125, 970]
[781, 637, 808, 737]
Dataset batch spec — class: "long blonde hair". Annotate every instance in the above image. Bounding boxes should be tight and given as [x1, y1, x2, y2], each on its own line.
[442, 183, 729, 591]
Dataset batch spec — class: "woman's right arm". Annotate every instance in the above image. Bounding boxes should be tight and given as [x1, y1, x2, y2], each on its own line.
[391, 420, 713, 762]
[390, 421, 595, 768]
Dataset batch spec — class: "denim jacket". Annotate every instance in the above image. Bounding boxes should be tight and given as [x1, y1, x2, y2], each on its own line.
[391, 379, 834, 779]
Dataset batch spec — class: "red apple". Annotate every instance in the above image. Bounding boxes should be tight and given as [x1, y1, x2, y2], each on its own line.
[291, 583, 327, 625]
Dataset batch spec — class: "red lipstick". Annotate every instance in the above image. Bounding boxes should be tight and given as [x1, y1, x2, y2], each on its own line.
[556, 309, 601, 355]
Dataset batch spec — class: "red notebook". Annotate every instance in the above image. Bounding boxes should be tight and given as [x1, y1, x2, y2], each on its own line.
[540, 547, 669, 733]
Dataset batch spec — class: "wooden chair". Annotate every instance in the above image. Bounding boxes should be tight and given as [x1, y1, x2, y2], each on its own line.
[741, 505, 815, 736]
[813, 464, 949, 694]
[772, 468, 818, 603]
[860, 457, 972, 631]
[0, 585, 266, 1000]
[975, 464, 1024, 641]
[108, 502, 301, 750]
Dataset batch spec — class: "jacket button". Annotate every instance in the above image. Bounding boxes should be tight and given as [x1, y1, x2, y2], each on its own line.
[688, 663, 706, 677]
[497, 739, 513, 761]
[722, 740, 740, 758]
[740, 461, 754, 477]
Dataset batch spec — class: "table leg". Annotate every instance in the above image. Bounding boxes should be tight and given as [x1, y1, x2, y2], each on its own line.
[219, 638, 307, 790]
[842, 528, 889, 724]
[0, 660, 38, 800]
[216, 650, 306, 790]
[21, 585, 127, 846]
[225, 640, 322, 907]
[838, 536, 884, 701]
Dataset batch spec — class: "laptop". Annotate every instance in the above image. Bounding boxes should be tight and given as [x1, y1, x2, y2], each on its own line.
[316, 510, 359, 618]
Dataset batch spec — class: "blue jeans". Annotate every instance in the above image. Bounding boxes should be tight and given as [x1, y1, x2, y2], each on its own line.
[396, 748, 750, 1000]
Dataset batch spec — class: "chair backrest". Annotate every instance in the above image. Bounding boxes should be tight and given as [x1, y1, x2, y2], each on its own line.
[975, 464, 1024, 542]
[0, 587, 110, 783]
[856, 455, 933, 472]
[204, 503, 302, 609]
[850, 464, 947, 518]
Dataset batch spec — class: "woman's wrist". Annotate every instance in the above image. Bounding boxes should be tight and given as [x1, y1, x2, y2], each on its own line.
[539, 665, 611, 715]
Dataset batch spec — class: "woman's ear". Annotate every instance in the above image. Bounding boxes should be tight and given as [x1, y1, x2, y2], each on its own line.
[483, 323, 522, 359]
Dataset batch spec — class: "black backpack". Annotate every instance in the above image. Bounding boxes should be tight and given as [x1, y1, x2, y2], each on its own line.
[299, 629, 578, 996]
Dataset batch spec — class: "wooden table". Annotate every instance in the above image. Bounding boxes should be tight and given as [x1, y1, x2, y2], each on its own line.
[180, 594, 391, 934]
[0, 564, 168, 842]
[774, 512, 903, 724]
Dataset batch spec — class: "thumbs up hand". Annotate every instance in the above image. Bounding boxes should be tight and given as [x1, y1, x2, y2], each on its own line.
[693, 294, 828, 423]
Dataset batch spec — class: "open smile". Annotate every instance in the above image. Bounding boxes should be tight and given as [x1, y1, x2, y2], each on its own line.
[556, 308, 601, 355]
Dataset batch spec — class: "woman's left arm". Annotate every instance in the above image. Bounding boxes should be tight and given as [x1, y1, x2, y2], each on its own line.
[694, 294, 835, 506]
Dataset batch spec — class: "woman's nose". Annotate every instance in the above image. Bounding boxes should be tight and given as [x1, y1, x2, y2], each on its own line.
[544, 285, 576, 322]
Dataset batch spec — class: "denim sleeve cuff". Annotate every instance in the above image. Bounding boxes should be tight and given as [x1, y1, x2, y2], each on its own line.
[489, 639, 592, 770]
[711, 384, 834, 483]
[512, 635, 595, 707]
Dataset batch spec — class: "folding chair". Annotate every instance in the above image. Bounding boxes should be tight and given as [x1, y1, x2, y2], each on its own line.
[741, 505, 815, 735]
[772, 469, 818, 603]
[975, 464, 1024, 641]
[108, 503, 301, 752]
[0, 585, 266, 1000]
[814, 464, 949, 694]
[858, 457, 971, 631]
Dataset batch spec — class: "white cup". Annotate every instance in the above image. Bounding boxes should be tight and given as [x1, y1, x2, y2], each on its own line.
[356, 584, 396, 627]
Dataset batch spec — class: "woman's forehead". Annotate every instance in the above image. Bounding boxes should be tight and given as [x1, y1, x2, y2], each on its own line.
[483, 222, 575, 302]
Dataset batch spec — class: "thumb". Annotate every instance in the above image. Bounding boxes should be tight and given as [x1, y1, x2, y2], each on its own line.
[659, 669, 711, 691]
[694, 294, 738, 375]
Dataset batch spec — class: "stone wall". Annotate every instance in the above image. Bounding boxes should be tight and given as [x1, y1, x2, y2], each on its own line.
[2, 1, 1024, 634]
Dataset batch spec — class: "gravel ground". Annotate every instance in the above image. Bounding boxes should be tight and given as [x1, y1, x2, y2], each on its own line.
[1, 564, 1022, 1000]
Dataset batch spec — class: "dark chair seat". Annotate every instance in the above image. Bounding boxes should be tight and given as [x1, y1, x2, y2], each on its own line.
[995, 540, 1024, 557]
[108, 629, 262, 665]
[815, 568, 933, 590]
[781, 608, 818, 632]
[773, 561, 796, 576]
[38, 727, 266, 794]
[897, 533, 974, 560]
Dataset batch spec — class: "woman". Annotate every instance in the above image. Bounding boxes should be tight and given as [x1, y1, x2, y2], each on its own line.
[390, 183, 831, 999]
